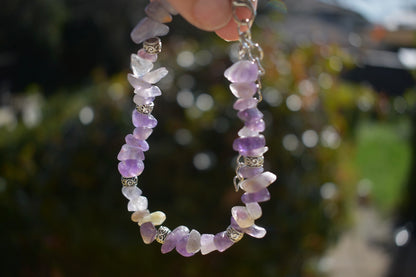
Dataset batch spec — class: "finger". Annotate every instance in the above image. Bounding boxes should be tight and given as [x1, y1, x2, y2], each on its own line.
[215, 0, 258, 41]
[167, 0, 232, 31]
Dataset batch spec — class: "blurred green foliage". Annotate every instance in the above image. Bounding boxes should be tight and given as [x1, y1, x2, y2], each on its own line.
[0, 0, 414, 276]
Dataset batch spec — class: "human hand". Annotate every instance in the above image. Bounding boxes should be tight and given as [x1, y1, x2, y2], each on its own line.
[167, 0, 258, 41]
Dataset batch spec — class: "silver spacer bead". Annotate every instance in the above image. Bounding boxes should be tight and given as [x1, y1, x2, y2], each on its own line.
[155, 226, 171, 244]
[244, 156, 264, 167]
[121, 176, 138, 187]
[143, 37, 162, 54]
[136, 102, 154, 114]
[226, 226, 244, 243]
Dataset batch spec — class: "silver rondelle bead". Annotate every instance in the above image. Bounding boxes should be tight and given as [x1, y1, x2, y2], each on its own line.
[155, 226, 171, 244]
[244, 156, 264, 167]
[143, 37, 162, 54]
[136, 102, 154, 114]
[226, 226, 244, 243]
[121, 176, 138, 187]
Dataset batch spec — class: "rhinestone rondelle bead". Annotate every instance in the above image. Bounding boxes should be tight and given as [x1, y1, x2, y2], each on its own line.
[244, 156, 264, 167]
[155, 226, 171, 244]
[121, 176, 138, 187]
[136, 103, 154, 114]
[143, 37, 162, 54]
[226, 226, 244, 243]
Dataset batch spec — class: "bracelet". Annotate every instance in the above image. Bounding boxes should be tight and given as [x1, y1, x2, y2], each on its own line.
[117, 0, 276, 256]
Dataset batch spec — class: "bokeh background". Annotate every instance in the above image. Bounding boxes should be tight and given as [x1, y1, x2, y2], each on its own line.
[0, 0, 415, 276]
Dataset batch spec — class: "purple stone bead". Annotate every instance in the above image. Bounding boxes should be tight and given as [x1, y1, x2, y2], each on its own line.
[238, 108, 263, 123]
[140, 222, 157, 244]
[132, 110, 158, 128]
[133, 95, 155, 106]
[117, 144, 145, 161]
[214, 231, 234, 252]
[176, 235, 195, 257]
[230, 83, 257, 98]
[118, 159, 144, 178]
[200, 234, 216, 255]
[161, 226, 189, 254]
[133, 127, 153, 140]
[224, 61, 259, 83]
[142, 67, 168, 84]
[233, 98, 258, 111]
[245, 146, 269, 157]
[145, 1, 172, 23]
[233, 135, 265, 156]
[125, 134, 149, 151]
[128, 73, 152, 90]
[245, 119, 265, 132]
[240, 166, 264, 179]
[134, 86, 162, 98]
[121, 186, 142, 200]
[241, 188, 271, 203]
[130, 17, 169, 44]
[138, 48, 158, 63]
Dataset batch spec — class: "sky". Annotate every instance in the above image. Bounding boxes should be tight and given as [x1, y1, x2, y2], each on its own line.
[320, 0, 416, 29]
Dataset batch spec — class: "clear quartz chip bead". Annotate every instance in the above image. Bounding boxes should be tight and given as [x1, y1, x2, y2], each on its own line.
[131, 54, 154, 76]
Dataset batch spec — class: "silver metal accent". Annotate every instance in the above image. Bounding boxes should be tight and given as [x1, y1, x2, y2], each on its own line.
[233, 155, 245, 192]
[155, 226, 171, 244]
[143, 37, 162, 54]
[226, 226, 244, 243]
[136, 102, 154, 114]
[121, 176, 138, 187]
[244, 156, 264, 167]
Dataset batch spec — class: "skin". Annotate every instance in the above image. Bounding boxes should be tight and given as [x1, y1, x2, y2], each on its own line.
[167, 0, 258, 41]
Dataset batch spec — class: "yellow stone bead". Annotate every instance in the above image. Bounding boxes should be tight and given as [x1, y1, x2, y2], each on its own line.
[139, 211, 166, 226]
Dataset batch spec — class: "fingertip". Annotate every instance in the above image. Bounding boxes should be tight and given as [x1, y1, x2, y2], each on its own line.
[193, 0, 232, 31]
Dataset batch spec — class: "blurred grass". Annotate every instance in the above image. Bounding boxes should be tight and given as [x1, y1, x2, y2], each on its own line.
[355, 118, 412, 212]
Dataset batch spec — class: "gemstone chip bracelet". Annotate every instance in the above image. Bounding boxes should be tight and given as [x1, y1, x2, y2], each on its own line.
[117, 0, 276, 256]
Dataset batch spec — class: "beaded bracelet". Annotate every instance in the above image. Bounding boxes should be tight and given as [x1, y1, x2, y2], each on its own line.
[117, 0, 276, 256]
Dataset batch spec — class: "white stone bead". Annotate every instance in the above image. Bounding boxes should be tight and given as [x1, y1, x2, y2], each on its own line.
[200, 234, 216, 255]
[238, 126, 259, 137]
[131, 54, 153, 76]
[239, 171, 276, 193]
[139, 211, 166, 226]
[121, 186, 142, 200]
[186, 229, 201, 253]
[127, 196, 148, 211]
[246, 202, 262, 219]
[231, 206, 254, 228]
[134, 86, 161, 98]
[142, 67, 168, 84]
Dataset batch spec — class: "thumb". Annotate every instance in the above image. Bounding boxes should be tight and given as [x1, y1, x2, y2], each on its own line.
[167, 0, 232, 31]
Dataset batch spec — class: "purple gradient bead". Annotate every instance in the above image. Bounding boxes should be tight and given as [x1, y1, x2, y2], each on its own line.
[125, 134, 149, 151]
[200, 234, 216, 255]
[145, 1, 172, 23]
[130, 17, 169, 44]
[230, 217, 267, 239]
[132, 110, 158, 128]
[239, 166, 264, 179]
[117, 144, 145, 161]
[161, 226, 189, 254]
[133, 95, 155, 106]
[118, 159, 144, 178]
[239, 172, 277, 193]
[133, 127, 153, 140]
[238, 108, 263, 123]
[128, 74, 152, 90]
[140, 222, 157, 244]
[241, 188, 271, 203]
[214, 231, 233, 252]
[159, 0, 178, 15]
[142, 67, 168, 84]
[224, 61, 259, 83]
[245, 119, 265, 132]
[138, 48, 157, 63]
[229, 83, 257, 98]
[233, 135, 265, 156]
[176, 235, 195, 257]
[243, 224, 267, 239]
[233, 98, 258, 111]
[121, 186, 142, 200]
[134, 86, 162, 98]
[245, 146, 269, 157]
